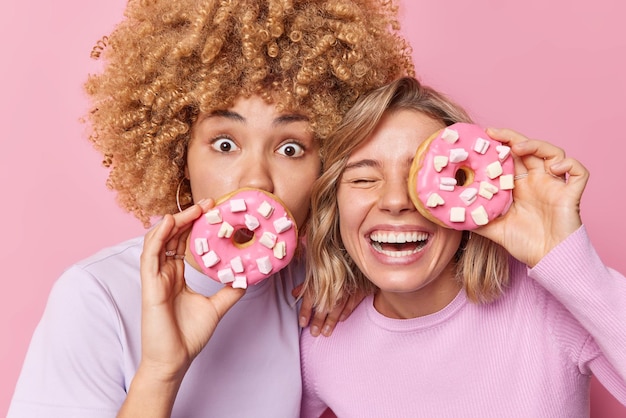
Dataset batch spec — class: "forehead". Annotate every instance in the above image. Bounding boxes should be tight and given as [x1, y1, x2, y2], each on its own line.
[349, 110, 444, 160]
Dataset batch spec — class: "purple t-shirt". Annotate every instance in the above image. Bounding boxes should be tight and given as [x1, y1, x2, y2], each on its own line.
[9, 236, 303, 417]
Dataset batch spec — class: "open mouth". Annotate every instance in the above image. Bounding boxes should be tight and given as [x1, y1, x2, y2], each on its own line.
[369, 231, 429, 257]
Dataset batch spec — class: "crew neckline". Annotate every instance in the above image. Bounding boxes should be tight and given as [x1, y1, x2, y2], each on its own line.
[365, 289, 467, 332]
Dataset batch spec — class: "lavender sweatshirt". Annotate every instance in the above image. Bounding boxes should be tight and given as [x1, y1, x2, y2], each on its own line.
[300, 226, 626, 417]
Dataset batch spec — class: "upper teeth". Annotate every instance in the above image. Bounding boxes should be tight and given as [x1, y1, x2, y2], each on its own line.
[370, 231, 428, 243]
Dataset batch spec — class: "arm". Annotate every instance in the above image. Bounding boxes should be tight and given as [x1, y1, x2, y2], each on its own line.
[479, 128, 626, 398]
[531, 227, 626, 398]
[118, 200, 245, 418]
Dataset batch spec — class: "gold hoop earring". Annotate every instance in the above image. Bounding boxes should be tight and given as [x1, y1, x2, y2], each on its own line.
[176, 178, 188, 212]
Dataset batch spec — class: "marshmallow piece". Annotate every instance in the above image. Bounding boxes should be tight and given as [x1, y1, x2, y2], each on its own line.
[273, 216, 293, 234]
[217, 268, 235, 284]
[232, 275, 248, 289]
[449, 148, 469, 163]
[499, 174, 514, 190]
[486, 161, 503, 179]
[426, 193, 445, 208]
[217, 221, 234, 238]
[433, 156, 448, 172]
[450, 207, 466, 223]
[478, 181, 499, 200]
[441, 128, 459, 143]
[194, 237, 209, 255]
[496, 145, 511, 161]
[257, 201, 275, 218]
[244, 214, 260, 231]
[471, 205, 489, 226]
[273, 241, 287, 259]
[439, 177, 457, 192]
[201, 250, 220, 268]
[204, 209, 222, 224]
[473, 137, 490, 154]
[230, 198, 247, 213]
[256, 256, 273, 275]
[230, 256, 244, 273]
[459, 188, 478, 206]
[259, 231, 277, 249]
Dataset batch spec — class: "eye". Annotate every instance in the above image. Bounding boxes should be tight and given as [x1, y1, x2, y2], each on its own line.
[211, 137, 239, 153]
[277, 142, 305, 158]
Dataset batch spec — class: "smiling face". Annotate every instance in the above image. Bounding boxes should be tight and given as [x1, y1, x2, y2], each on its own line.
[186, 95, 321, 229]
[337, 109, 463, 318]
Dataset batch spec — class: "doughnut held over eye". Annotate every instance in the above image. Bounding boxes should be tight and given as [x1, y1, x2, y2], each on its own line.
[189, 188, 298, 288]
[408, 123, 515, 230]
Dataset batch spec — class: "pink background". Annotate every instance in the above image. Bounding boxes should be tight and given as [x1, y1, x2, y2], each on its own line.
[1, 0, 624, 415]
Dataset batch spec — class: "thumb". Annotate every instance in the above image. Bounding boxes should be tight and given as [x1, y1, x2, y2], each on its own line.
[210, 286, 246, 319]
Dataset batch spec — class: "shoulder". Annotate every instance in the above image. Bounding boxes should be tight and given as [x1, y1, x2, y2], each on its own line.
[47, 236, 144, 315]
[301, 298, 370, 354]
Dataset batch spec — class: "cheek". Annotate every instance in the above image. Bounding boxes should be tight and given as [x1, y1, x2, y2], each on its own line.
[337, 190, 362, 249]
[437, 229, 464, 261]
[281, 163, 321, 226]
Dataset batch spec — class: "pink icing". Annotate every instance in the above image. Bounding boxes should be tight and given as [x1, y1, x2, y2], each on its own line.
[415, 123, 514, 230]
[189, 188, 298, 286]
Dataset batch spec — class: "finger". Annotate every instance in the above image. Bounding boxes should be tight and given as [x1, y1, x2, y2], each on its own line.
[141, 214, 176, 278]
[550, 157, 590, 189]
[319, 304, 342, 337]
[337, 291, 366, 322]
[308, 308, 327, 337]
[486, 127, 530, 147]
[486, 127, 530, 176]
[488, 128, 567, 173]
[164, 199, 215, 258]
[298, 290, 314, 329]
[291, 283, 304, 299]
[510, 139, 566, 164]
[210, 286, 247, 320]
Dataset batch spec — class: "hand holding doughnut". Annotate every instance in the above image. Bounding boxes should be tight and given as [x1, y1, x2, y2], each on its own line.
[477, 128, 589, 267]
[139, 200, 246, 384]
[409, 123, 515, 230]
[189, 188, 298, 288]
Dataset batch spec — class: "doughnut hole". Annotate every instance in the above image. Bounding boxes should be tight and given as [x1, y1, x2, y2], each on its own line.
[455, 166, 475, 187]
[233, 227, 255, 249]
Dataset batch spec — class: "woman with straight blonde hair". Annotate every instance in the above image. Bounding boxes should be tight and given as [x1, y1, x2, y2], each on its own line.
[300, 77, 626, 417]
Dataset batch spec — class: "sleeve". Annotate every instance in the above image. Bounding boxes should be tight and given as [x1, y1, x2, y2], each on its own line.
[8, 266, 128, 418]
[529, 225, 626, 404]
[300, 331, 329, 418]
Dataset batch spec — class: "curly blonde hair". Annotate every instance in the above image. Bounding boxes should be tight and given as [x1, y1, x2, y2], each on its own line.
[305, 77, 510, 312]
[84, 0, 414, 226]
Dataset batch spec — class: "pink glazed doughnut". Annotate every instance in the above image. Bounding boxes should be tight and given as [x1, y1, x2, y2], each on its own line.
[189, 188, 298, 288]
[408, 123, 514, 230]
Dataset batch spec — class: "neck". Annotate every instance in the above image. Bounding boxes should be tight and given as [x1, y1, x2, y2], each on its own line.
[373, 277, 462, 319]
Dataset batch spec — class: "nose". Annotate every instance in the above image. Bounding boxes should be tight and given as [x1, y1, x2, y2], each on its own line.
[238, 154, 274, 193]
[378, 176, 414, 215]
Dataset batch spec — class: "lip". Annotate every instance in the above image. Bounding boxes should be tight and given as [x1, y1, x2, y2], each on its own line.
[365, 224, 432, 265]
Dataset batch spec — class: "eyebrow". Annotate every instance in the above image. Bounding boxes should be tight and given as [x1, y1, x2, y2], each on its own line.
[203, 110, 309, 126]
[343, 159, 380, 172]
[343, 156, 415, 172]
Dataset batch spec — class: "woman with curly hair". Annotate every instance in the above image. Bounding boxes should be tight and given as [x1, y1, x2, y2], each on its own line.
[299, 77, 626, 416]
[8, 1, 413, 417]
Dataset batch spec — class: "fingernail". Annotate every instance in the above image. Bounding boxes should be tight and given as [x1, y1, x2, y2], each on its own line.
[310, 325, 320, 336]
[299, 316, 307, 328]
[322, 325, 332, 337]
